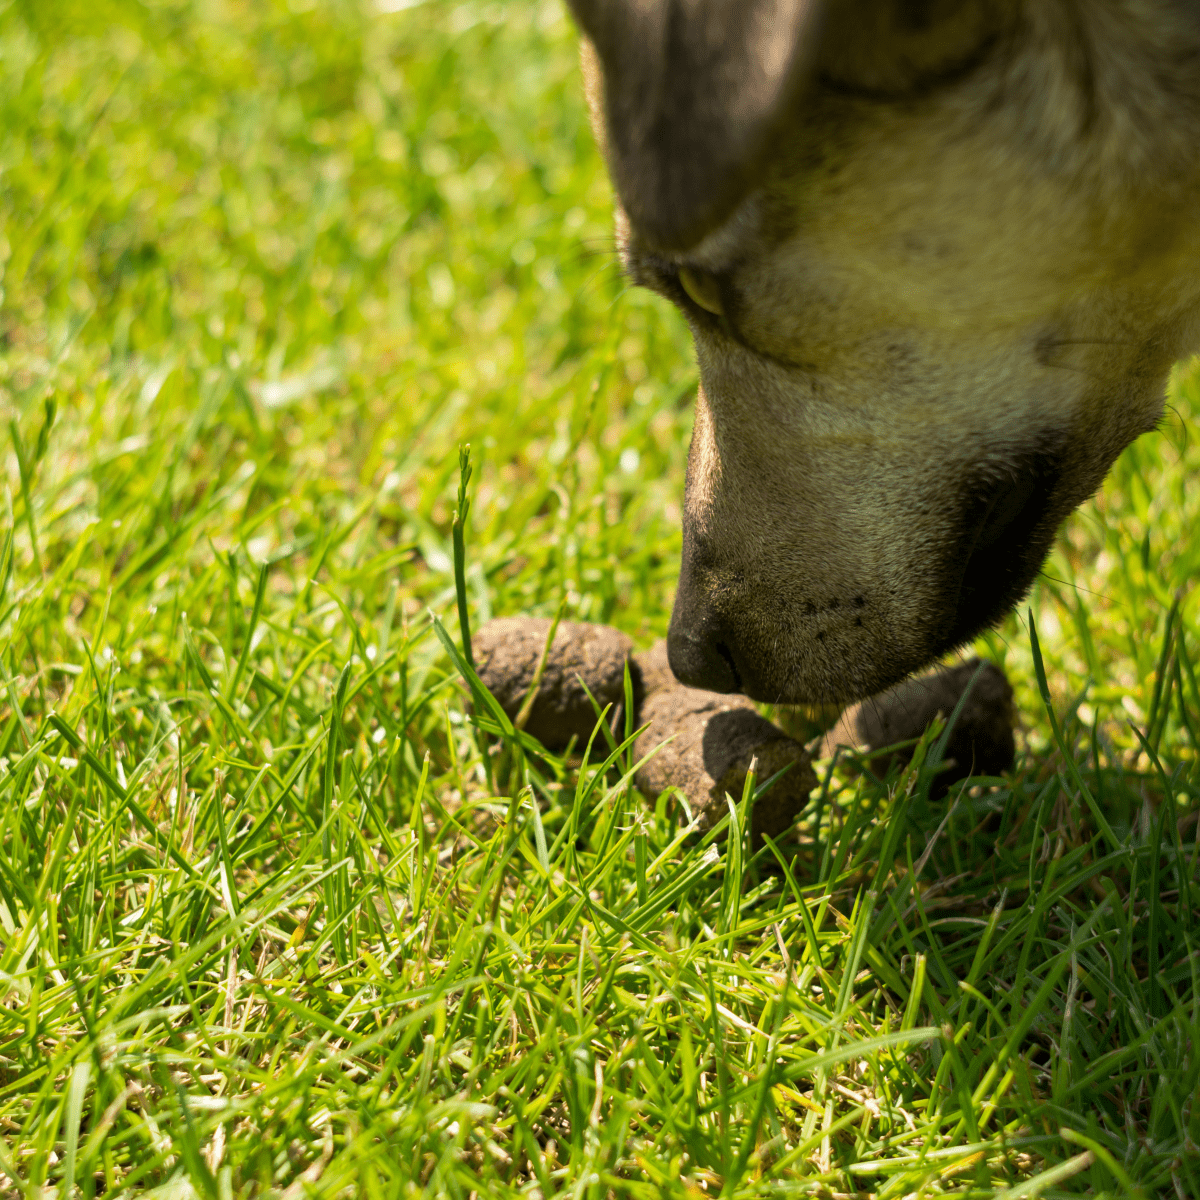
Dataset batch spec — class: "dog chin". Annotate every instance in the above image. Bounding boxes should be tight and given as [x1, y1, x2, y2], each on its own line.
[736, 643, 937, 707]
[670, 604, 943, 707]
[728, 630, 958, 706]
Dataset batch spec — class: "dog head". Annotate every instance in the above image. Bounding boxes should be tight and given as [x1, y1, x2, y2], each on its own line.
[569, 0, 1200, 703]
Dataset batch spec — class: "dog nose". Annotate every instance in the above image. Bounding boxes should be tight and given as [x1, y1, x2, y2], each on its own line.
[667, 549, 741, 692]
[667, 626, 740, 692]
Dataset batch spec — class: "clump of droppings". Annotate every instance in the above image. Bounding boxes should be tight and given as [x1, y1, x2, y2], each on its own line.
[472, 617, 637, 750]
[631, 641, 816, 846]
[822, 657, 1015, 796]
[471, 626, 819, 843]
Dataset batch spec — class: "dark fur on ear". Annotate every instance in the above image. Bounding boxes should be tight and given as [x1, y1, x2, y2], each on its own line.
[567, 0, 823, 253]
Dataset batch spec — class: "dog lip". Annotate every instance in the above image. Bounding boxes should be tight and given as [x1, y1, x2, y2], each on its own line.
[941, 452, 1061, 648]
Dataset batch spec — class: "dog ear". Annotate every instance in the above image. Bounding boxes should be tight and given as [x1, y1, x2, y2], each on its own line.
[567, 0, 823, 253]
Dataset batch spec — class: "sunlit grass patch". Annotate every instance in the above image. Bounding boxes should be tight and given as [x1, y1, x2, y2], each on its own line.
[0, 0, 1198, 1195]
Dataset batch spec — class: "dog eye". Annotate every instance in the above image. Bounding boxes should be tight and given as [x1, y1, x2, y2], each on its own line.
[677, 266, 724, 316]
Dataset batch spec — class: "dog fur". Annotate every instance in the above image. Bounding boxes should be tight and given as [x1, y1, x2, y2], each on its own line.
[567, 0, 1200, 704]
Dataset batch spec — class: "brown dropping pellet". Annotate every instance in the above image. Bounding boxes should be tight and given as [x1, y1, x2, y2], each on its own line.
[631, 638, 678, 698]
[634, 674, 817, 847]
[822, 657, 1015, 796]
[472, 617, 638, 750]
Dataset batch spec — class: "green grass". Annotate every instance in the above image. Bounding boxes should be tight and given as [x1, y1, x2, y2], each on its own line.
[1, 0, 1199, 1195]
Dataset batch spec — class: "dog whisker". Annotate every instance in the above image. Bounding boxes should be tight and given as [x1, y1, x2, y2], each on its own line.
[1040, 362, 1112, 384]
[1043, 337, 1137, 347]
[1036, 571, 1115, 605]
[1161, 403, 1191, 450]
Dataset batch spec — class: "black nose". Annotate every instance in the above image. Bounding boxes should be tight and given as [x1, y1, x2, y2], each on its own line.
[666, 628, 741, 692]
[669, 525, 744, 693]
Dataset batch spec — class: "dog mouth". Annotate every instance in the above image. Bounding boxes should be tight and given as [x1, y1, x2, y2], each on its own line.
[939, 450, 1063, 650]
[669, 448, 1071, 703]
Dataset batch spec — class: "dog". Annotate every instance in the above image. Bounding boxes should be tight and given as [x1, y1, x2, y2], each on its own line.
[566, 0, 1200, 705]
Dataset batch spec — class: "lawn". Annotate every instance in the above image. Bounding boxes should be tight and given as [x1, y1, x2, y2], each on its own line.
[1, 0, 1199, 1195]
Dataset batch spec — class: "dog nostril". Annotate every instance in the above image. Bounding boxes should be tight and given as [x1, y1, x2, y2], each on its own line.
[667, 629, 741, 693]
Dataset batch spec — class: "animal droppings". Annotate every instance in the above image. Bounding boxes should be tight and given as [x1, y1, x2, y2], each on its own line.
[632, 642, 817, 846]
[472, 617, 637, 750]
[822, 657, 1015, 796]
[472, 627, 817, 843]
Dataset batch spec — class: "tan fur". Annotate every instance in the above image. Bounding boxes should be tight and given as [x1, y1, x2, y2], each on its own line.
[573, 0, 1200, 703]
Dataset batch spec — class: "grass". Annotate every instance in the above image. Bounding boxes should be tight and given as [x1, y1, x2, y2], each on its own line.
[0, 0, 1198, 1194]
